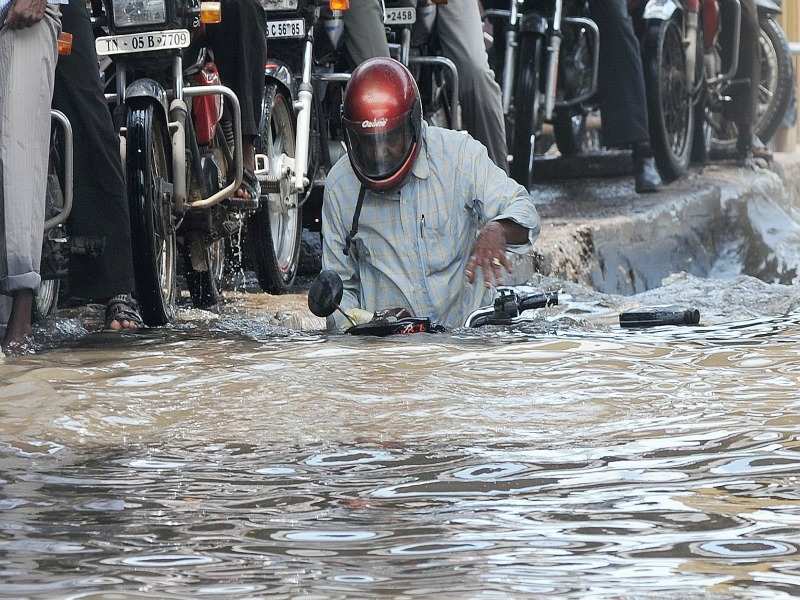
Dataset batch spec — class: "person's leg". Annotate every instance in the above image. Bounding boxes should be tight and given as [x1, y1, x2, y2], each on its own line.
[435, 0, 508, 172]
[206, 0, 267, 197]
[53, 0, 140, 328]
[589, 0, 660, 191]
[0, 10, 59, 352]
[343, 0, 390, 65]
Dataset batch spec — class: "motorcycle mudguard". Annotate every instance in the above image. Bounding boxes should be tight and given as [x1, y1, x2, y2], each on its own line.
[125, 78, 169, 125]
[265, 60, 297, 102]
[519, 12, 548, 35]
[643, 0, 680, 21]
[755, 0, 781, 14]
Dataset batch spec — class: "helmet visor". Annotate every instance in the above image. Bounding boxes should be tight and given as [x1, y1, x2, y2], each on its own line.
[343, 112, 416, 180]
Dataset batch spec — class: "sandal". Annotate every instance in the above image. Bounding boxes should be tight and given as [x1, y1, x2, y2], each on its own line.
[104, 294, 145, 331]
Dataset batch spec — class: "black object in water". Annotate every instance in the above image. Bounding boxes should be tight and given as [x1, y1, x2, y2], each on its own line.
[620, 306, 700, 328]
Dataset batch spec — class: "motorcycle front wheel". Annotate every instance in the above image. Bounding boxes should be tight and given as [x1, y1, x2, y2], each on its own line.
[643, 16, 695, 181]
[248, 83, 302, 294]
[126, 103, 177, 325]
[510, 34, 542, 189]
[32, 280, 59, 323]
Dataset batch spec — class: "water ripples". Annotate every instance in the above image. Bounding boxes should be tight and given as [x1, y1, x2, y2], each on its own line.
[1, 276, 800, 596]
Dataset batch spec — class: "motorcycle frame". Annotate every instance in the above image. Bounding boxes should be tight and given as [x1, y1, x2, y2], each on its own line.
[642, 0, 740, 93]
[109, 55, 244, 213]
[485, 0, 600, 121]
[45, 110, 74, 231]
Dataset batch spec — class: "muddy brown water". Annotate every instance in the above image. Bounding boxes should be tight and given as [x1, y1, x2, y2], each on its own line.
[1, 274, 800, 598]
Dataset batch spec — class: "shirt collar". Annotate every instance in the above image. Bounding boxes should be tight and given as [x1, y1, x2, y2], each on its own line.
[411, 123, 430, 180]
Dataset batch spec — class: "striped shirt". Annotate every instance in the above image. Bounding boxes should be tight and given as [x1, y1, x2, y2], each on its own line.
[0, 0, 12, 25]
[322, 124, 540, 331]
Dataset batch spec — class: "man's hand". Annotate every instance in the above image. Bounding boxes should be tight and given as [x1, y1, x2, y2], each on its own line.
[465, 221, 513, 287]
[5, 0, 47, 29]
[466, 219, 529, 287]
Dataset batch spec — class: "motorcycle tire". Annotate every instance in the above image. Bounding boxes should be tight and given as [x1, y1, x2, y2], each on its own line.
[709, 15, 794, 155]
[643, 17, 695, 182]
[247, 83, 302, 294]
[32, 280, 59, 323]
[33, 138, 66, 323]
[510, 34, 542, 189]
[126, 103, 177, 326]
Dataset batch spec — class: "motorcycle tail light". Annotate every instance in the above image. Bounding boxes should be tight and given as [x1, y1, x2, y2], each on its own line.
[431, 0, 447, 4]
[200, 1, 222, 23]
[329, 0, 349, 10]
[57, 32, 73, 55]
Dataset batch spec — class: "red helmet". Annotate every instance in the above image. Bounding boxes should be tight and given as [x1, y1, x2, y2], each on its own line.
[342, 58, 423, 191]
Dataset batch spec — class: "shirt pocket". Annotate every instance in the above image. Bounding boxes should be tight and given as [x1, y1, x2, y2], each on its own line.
[421, 203, 478, 276]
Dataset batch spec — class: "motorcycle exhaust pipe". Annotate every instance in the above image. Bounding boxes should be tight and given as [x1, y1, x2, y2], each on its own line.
[293, 38, 314, 192]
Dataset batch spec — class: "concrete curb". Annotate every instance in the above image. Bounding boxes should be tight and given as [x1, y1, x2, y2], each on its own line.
[528, 153, 800, 295]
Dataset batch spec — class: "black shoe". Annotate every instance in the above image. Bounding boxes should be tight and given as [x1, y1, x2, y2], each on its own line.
[634, 156, 662, 193]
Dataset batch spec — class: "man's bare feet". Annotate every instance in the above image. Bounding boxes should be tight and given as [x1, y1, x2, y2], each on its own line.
[2, 290, 34, 355]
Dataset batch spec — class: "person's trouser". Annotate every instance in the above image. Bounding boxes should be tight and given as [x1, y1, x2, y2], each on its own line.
[589, 0, 650, 148]
[53, 0, 135, 300]
[343, 0, 390, 64]
[722, 0, 759, 146]
[0, 10, 60, 297]
[436, 0, 508, 171]
[343, 0, 508, 172]
[206, 0, 267, 138]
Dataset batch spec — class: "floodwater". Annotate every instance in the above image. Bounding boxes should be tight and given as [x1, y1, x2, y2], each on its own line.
[1, 271, 800, 598]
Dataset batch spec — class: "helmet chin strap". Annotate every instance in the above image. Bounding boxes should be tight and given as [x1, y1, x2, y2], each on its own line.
[343, 185, 367, 257]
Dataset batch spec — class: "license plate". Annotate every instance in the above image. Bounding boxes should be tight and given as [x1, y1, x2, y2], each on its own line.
[95, 29, 191, 56]
[384, 6, 416, 25]
[265, 18, 305, 39]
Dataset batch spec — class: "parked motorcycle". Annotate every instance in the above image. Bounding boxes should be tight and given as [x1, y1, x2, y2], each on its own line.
[93, 0, 250, 325]
[253, 0, 356, 293]
[383, 0, 462, 130]
[483, 0, 600, 187]
[633, 0, 793, 180]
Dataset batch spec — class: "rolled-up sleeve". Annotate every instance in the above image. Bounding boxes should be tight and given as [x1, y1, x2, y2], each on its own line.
[320, 183, 361, 331]
[463, 137, 540, 246]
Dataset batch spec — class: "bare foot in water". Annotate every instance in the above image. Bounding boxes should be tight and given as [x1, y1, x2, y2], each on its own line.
[2, 290, 34, 355]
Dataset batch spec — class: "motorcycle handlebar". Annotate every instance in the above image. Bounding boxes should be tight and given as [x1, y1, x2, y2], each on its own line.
[518, 291, 558, 312]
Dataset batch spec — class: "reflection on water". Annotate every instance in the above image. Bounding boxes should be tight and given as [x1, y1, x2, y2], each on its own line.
[1, 274, 800, 597]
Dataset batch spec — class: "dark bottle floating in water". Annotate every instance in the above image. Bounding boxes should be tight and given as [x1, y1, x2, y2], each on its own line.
[619, 306, 701, 328]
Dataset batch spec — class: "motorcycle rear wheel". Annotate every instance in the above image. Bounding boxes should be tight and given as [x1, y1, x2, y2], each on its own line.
[126, 103, 177, 326]
[510, 34, 542, 189]
[643, 17, 694, 181]
[248, 83, 302, 294]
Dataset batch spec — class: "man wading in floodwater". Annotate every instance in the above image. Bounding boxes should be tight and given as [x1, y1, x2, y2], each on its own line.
[321, 58, 540, 332]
